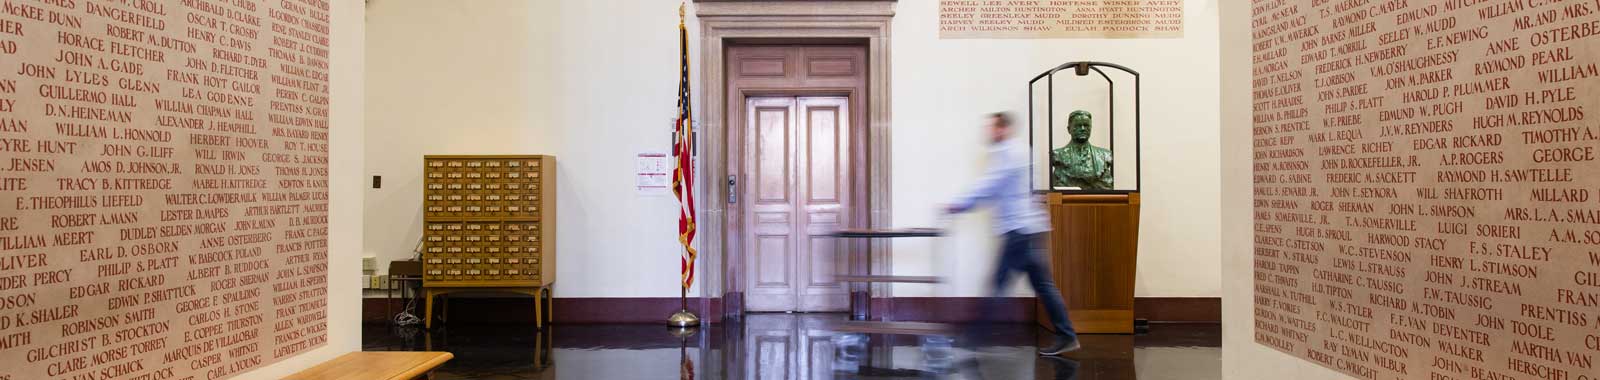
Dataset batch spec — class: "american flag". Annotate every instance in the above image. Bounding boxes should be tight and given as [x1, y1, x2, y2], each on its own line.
[673, 3, 698, 291]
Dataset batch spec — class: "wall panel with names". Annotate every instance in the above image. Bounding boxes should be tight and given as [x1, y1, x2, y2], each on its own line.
[1251, 0, 1599, 379]
[0, 0, 331, 379]
[939, 0, 1184, 39]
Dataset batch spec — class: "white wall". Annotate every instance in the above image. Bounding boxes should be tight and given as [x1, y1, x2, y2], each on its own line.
[364, 0, 694, 298]
[244, 0, 365, 378]
[363, 0, 1222, 299]
[888, 0, 1223, 297]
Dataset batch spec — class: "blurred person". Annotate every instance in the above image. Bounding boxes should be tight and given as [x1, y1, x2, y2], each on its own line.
[945, 112, 1080, 355]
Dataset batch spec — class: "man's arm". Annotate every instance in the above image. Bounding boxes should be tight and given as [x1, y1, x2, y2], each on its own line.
[947, 151, 1013, 214]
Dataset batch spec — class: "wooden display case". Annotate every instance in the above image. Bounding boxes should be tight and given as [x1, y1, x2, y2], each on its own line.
[420, 155, 556, 329]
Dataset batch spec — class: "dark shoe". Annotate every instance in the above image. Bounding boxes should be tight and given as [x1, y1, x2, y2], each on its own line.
[1038, 337, 1081, 356]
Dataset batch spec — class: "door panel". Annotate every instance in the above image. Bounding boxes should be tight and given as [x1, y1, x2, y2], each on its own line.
[743, 96, 852, 312]
[807, 105, 840, 202]
[745, 97, 799, 312]
[796, 97, 851, 312]
[756, 106, 791, 202]
[755, 235, 791, 287]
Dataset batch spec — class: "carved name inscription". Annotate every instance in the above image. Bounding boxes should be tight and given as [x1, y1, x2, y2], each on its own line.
[939, 0, 1185, 39]
[0, 0, 330, 378]
[1253, 0, 1600, 379]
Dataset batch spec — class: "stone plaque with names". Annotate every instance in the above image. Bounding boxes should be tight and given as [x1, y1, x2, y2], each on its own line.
[0, 0, 331, 379]
[1251, 0, 1599, 379]
[939, 0, 1184, 39]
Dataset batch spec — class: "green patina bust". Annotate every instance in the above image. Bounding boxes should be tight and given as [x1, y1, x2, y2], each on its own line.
[1051, 110, 1114, 190]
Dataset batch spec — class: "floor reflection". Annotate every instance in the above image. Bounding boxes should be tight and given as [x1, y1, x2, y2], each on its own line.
[363, 314, 1220, 380]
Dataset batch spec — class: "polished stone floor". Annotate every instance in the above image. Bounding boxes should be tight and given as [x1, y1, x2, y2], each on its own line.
[363, 314, 1220, 380]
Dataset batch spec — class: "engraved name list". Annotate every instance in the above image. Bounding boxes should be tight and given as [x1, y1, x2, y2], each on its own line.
[0, 0, 331, 379]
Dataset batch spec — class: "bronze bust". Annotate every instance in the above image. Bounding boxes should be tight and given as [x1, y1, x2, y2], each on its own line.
[1051, 110, 1114, 190]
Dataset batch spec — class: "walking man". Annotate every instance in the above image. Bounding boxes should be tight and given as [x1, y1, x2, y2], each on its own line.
[945, 112, 1080, 355]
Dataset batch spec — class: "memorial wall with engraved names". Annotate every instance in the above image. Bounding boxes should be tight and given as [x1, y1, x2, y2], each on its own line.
[940, 0, 1184, 39]
[0, 0, 331, 379]
[1251, 0, 1599, 379]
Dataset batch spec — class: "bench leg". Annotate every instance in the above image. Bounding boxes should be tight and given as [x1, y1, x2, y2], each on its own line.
[423, 290, 435, 329]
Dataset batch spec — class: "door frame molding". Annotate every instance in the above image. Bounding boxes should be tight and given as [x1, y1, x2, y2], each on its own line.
[696, 1, 895, 320]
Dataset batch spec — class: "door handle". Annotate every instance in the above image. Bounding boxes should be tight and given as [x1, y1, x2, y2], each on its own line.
[728, 175, 737, 204]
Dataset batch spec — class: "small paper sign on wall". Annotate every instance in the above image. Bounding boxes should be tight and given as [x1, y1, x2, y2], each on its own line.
[939, 0, 1184, 39]
[637, 152, 671, 194]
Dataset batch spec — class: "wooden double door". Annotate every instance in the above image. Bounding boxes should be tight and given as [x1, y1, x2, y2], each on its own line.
[743, 96, 852, 312]
[729, 45, 867, 313]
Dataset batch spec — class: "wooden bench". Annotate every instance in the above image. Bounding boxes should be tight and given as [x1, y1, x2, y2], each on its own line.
[285, 352, 454, 380]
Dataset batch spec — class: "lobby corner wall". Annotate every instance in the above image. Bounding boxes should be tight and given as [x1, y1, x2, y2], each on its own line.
[0, 0, 363, 377]
[363, 0, 694, 299]
[242, 0, 366, 377]
[362, 0, 1227, 305]
[888, 0, 1225, 299]
[1222, 0, 1600, 376]
[1219, 0, 1347, 378]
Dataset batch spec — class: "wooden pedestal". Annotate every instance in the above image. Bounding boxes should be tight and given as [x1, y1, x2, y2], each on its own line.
[1040, 192, 1140, 334]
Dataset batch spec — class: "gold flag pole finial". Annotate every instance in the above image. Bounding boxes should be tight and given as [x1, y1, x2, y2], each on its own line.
[679, 2, 685, 28]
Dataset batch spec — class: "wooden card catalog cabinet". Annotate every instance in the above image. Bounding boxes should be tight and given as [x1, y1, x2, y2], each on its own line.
[420, 155, 556, 328]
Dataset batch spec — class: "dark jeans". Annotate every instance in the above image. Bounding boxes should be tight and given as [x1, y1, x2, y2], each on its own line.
[988, 231, 1076, 341]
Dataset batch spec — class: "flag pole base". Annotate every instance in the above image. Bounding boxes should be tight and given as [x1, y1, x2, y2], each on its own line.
[667, 310, 701, 327]
[668, 324, 699, 339]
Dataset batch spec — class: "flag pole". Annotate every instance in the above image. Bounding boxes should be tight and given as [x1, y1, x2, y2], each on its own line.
[668, 0, 701, 329]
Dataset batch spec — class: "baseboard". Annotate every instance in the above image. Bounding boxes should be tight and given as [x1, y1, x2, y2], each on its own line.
[888, 297, 1035, 322]
[1134, 297, 1221, 323]
[888, 297, 1221, 323]
[363, 297, 724, 324]
[553, 297, 724, 324]
[362, 296, 1218, 324]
